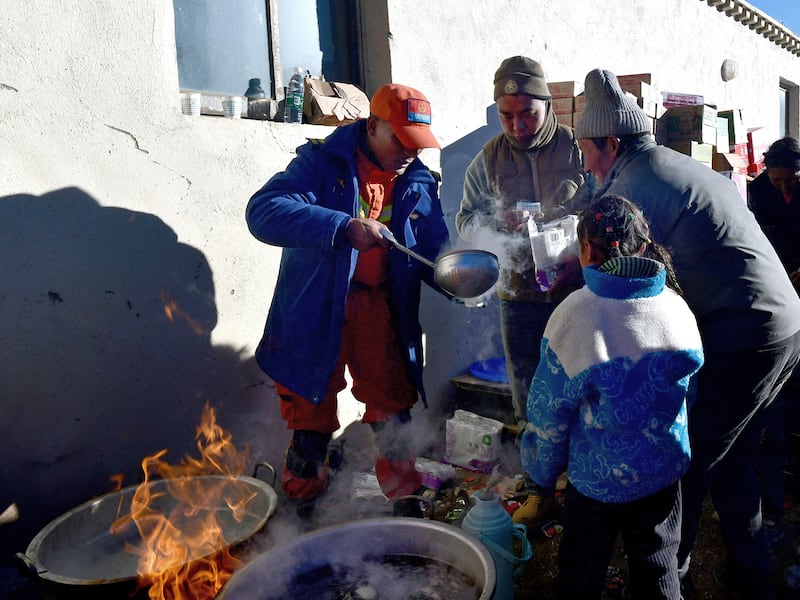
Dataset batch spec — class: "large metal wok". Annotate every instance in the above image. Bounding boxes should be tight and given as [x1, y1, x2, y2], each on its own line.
[381, 230, 499, 299]
[16, 471, 278, 586]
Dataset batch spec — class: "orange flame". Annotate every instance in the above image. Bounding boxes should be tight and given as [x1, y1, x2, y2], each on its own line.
[118, 402, 252, 599]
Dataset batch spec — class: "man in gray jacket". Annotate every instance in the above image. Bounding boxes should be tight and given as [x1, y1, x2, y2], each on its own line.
[573, 68, 800, 599]
[456, 56, 584, 426]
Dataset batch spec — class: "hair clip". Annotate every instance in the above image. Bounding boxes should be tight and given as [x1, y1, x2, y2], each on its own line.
[610, 240, 620, 248]
[605, 226, 614, 233]
[645, 238, 651, 244]
[627, 213, 634, 221]
[595, 212, 603, 221]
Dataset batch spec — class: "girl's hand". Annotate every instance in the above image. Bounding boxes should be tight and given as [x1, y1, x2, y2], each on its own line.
[547, 255, 583, 295]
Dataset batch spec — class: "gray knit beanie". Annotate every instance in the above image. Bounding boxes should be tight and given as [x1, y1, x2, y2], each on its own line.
[493, 56, 551, 101]
[575, 69, 652, 139]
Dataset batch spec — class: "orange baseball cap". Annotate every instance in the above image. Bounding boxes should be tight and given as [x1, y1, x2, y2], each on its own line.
[370, 84, 441, 150]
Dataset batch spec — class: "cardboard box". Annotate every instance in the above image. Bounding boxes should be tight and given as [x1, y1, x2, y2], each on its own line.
[548, 80, 583, 98]
[663, 104, 717, 144]
[747, 127, 770, 165]
[556, 112, 573, 127]
[303, 78, 370, 125]
[574, 94, 587, 112]
[667, 141, 714, 163]
[616, 73, 653, 87]
[715, 117, 730, 153]
[720, 171, 747, 203]
[731, 142, 749, 161]
[718, 109, 747, 145]
[637, 96, 662, 118]
[748, 162, 765, 176]
[620, 80, 654, 100]
[712, 151, 748, 175]
[552, 96, 574, 115]
[661, 91, 705, 108]
[653, 117, 668, 143]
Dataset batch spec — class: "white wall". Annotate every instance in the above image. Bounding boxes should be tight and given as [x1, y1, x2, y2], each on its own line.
[1, 0, 798, 558]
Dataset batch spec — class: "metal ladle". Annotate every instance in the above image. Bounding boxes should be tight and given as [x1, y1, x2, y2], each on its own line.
[380, 229, 499, 299]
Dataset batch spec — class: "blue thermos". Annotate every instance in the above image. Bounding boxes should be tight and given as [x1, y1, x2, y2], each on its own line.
[462, 488, 533, 599]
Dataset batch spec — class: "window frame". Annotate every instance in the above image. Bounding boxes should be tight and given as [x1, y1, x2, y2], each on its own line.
[779, 77, 799, 138]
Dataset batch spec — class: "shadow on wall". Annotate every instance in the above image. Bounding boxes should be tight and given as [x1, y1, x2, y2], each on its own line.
[419, 104, 506, 417]
[0, 188, 286, 563]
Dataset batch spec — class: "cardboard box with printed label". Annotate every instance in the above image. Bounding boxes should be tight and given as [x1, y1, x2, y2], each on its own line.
[552, 96, 574, 115]
[667, 141, 714, 164]
[712, 151, 748, 175]
[663, 104, 717, 145]
[747, 127, 770, 166]
[616, 73, 653, 87]
[556, 112, 574, 127]
[732, 142, 749, 161]
[548, 80, 583, 98]
[661, 92, 705, 108]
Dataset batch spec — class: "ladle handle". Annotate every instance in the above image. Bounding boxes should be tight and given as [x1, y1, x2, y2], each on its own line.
[380, 229, 435, 268]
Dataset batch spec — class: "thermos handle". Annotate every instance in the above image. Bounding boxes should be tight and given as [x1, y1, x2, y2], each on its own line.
[475, 523, 533, 577]
[510, 523, 533, 577]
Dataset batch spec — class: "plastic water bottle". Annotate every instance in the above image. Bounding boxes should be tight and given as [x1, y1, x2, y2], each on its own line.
[284, 67, 304, 124]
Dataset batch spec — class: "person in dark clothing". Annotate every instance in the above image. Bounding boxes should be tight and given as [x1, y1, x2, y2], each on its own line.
[748, 136, 800, 547]
[572, 69, 800, 600]
[749, 136, 800, 288]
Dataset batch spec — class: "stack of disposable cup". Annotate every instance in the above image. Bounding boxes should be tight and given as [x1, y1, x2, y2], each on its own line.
[180, 92, 201, 116]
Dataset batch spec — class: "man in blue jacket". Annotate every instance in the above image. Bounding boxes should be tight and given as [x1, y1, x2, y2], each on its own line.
[246, 84, 448, 518]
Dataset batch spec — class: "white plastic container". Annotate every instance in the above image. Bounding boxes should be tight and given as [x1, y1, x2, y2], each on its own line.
[528, 214, 579, 292]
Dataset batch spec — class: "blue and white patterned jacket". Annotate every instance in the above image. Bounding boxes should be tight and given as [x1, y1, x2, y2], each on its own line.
[521, 257, 704, 503]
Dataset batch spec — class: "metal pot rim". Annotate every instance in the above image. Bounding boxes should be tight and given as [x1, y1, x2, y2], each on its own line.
[219, 517, 497, 600]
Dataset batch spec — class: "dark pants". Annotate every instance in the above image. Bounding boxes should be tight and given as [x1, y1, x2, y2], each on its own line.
[757, 365, 800, 523]
[556, 481, 682, 599]
[678, 329, 800, 599]
[499, 299, 556, 422]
